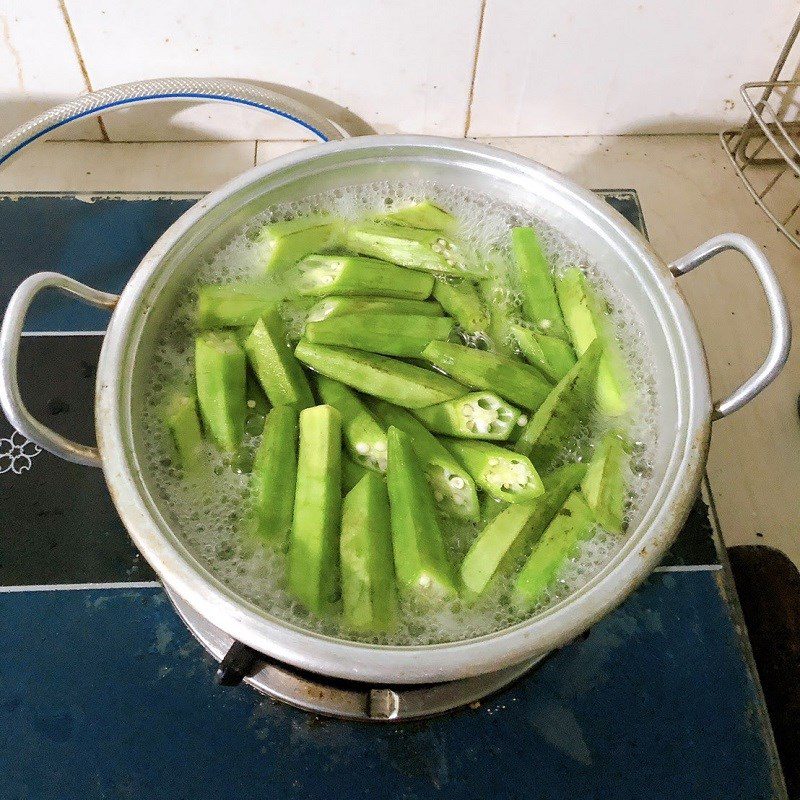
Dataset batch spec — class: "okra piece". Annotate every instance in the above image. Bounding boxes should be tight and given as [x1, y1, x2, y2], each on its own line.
[412, 392, 523, 441]
[307, 295, 442, 323]
[340, 472, 398, 632]
[344, 221, 467, 275]
[342, 454, 369, 493]
[581, 431, 629, 533]
[512, 324, 576, 383]
[295, 340, 464, 408]
[248, 406, 298, 542]
[197, 284, 280, 330]
[252, 215, 338, 272]
[386, 427, 459, 598]
[511, 227, 569, 340]
[460, 503, 539, 600]
[478, 275, 520, 357]
[295, 254, 434, 300]
[377, 200, 455, 231]
[442, 439, 544, 504]
[432, 279, 490, 333]
[514, 339, 603, 472]
[316, 375, 388, 471]
[164, 393, 203, 471]
[422, 341, 552, 412]
[514, 491, 596, 607]
[372, 399, 480, 521]
[244, 309, 314, 409]
[195, 331, 247, 452]
[288, 405, 342, 614]
[555, 267, 628, 416]
[306, 312, 454, 358]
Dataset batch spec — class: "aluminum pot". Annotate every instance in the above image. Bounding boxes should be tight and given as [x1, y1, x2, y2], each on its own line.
[0, 80, 791, 685]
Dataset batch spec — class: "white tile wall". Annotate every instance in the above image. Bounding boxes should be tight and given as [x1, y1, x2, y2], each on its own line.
[0, 0, 101, 140]
[61, 0, 482, 141]
[468, 0, 800, 136]
[0, 1, 798, 142]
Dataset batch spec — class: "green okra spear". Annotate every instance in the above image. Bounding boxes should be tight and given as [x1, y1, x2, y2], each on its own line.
[342, 454, 369, 493]
[164, 393, 204, 471]
[340, 472, 398, 633]
[581, 431, 630, 534]
[512, 324, 576, 383]
[248, 405, 298, 542]
[442, 439, 545, 504]
[244, 308, 315, 410]
[288, 405, 343, 615]
[377, 200, 455, 231]
[459, 462, 587, 599]
[432, 279, 489, 333]
[386, 427, 459, 599]
[306, 295, 442, 323]
[412, 391, 523, 441]
[295, 254, 434, 300]
[514, 491, 596, 608]
[195, 331, 247, 452]
[422, 340, 553, 412]
[316, 375, 388, 471]
[513, 339, 603, 472]
[196, 284, 281, 330]
[251, 215, 338, 272]
[372, 399, 480, 521]
[306, 312, 454, 358]
[511, 227, 569, 341]
[295, 340, 465, 408]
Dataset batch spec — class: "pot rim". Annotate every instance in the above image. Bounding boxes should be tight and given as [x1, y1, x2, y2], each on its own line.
[96, 135, 711, 684]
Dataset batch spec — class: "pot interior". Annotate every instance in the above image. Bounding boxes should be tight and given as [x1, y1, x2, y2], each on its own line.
[107, 137, 710, 681]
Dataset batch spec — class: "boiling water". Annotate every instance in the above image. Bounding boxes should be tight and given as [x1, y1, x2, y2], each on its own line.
[140, 180, 659, 645]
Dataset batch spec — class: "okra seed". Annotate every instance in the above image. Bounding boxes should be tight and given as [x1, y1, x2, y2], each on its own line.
[539, 319, 552, 330]
[431, 244, 444, 254]
[436, 238, 447, 246]
[518, 415, 528, 426]
[445, 257, 456, 266]
[247, 399, 256, 409]
[463, 403, 475, 414]
[434, 491, 444, 502]
[374, 441, 387, 453]
[355, 442, 370, 455]
[449, 477, 465, 489]
[488, 457, 499, 466]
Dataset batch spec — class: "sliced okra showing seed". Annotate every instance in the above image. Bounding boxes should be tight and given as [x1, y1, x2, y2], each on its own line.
[442, 439, 544, 504]
[412, 391, 523, 441]
[478, 274, 521, 357]
[340, 472, 398, 633]
[422, 340, 552, 412]
[341, 453, 369, 493]
[294, 254, 434, 300]
[343, 221, 467, 275]
[244, 309, 315, 410]
[377, 200, 455, 231]
[511, 227, 569, 341]
[316, 375, 388, 472]
[251, 215, 338, 272]
[306, 295, 442, 323]
[195, 331, 247, 453]
[514, 339, 603, 472]
[432, 278, 490, 333]
[512, 324, 577, 383]
[248, 405, 299, 542]
[288, 405, 342, 615]
[164, 393, 204, 471]
[306, 312, 454, 358]
[196, 284, 280, 330]
[514, 491, 596, 608]
[556, 267, 628, 416]
[386, 427, 459, 599]
[371, 399, 480, 521]
[295, 340, 465, 408]
[581, 431, 629, 534]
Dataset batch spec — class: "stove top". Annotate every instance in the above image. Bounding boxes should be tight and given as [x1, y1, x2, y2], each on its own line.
[0, 190, 784, 799]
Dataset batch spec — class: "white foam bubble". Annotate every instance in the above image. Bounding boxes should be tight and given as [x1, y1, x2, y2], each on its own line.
[140, 179, 660, 646]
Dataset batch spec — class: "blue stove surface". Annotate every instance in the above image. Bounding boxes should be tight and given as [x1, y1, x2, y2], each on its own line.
[0, 191, 784, 799]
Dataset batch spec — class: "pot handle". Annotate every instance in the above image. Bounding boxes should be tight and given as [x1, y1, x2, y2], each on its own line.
[0, 273, 119, 467]
[669, 233, 791, 419]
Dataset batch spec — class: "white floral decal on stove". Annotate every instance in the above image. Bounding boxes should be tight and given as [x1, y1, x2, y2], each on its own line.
[0, 430, 42, 474]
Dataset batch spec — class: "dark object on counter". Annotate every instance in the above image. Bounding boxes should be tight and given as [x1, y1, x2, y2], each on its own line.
[729, 545, 800, 799]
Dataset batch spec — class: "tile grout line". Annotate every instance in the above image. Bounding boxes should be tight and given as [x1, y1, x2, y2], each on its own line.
[463, 0, 488, 138]
[0, 581, 161, 593]
[57, 0, 110, 142]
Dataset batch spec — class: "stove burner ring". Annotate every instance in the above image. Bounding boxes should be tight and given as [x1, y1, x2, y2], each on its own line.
[166, 586, 541, 721]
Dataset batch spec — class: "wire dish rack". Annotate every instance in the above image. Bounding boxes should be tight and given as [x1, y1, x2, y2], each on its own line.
[721, 13, 800, 250]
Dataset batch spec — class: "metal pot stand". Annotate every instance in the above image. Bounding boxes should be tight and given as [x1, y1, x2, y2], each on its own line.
[168, 585, 541, 721]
